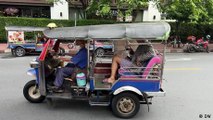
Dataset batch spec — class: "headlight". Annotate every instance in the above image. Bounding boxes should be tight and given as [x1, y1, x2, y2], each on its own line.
[30, 61, 39, 68]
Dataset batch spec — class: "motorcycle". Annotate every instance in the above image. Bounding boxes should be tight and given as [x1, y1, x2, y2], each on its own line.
[184, 36, 209, 53]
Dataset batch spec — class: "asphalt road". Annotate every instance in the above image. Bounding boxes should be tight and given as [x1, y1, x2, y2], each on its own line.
[0, 53, 213, 120]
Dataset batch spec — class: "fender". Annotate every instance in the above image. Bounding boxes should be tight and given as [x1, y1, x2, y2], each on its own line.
[27, 68, 39, 84]
[113, 86, 143, 96]
[27, 68, 36, 77]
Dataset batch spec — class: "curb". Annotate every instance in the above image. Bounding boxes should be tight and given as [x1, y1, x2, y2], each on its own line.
[0, 49, 10, 53]
[165, 49, 183, 53]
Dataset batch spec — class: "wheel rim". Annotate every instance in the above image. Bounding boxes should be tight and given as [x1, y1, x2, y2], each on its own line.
[16, 48, 24, 56]
[96, 49, 104, 56]
[116, 97, 136, 114]
[28, 86, 41, 99]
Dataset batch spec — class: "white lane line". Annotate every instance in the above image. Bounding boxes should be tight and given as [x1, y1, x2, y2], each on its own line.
[166, 58, 192, 62]
[165, 67, 201, 71]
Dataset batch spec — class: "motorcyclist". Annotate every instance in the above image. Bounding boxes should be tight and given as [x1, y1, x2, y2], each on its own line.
[185, 35, 210, 53]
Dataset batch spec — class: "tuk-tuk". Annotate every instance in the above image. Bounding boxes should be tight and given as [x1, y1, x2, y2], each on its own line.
[23, 22, 170, 118]
[5, 26, 65, 57]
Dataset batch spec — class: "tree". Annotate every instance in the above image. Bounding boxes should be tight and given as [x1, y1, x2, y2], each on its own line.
[87, 0, 149, 21]
[157, 0, 213, 36]
[159, 0, 213, 23]
[46, 0, 151, 21]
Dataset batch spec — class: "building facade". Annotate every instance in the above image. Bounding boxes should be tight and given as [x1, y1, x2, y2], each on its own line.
[0, 0, 51, 18]
[0, 0, 161, 21]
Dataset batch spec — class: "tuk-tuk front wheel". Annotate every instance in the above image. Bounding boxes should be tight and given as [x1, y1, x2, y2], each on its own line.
[15, 47, 26, 57]
[111, 92, 140, 118]
[23, 80, 45, 103]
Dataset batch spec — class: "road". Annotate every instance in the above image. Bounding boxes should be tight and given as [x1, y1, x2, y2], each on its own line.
[0, 53, 213, 120]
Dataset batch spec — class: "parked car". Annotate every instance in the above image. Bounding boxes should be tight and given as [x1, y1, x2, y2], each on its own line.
[89, 40, 114, 56]
[67, 40, 114, 56]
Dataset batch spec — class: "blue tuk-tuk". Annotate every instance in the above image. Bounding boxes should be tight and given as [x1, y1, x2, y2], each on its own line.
[5, 26, 65, 57]
[23, 22, 170, 118]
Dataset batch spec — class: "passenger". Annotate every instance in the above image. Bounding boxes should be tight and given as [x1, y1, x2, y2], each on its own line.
[52, 40, 87, 92]
[103, 41, 156, 84]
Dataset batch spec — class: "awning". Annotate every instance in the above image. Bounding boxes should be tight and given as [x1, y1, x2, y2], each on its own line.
[5, 26, 47, 32]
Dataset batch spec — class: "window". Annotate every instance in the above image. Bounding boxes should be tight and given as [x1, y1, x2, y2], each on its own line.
[22, 8, 31, 17]
[153, 15, 156, 20]
[0, 5, 50, 18]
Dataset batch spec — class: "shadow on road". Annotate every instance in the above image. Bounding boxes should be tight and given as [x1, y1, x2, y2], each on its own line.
[15, 99, 147, 119]
[0, 53, 38, 59]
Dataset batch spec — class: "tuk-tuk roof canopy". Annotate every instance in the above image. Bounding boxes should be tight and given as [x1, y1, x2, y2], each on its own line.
[5, 26, 47, 32]
[43, 22, 171, 41]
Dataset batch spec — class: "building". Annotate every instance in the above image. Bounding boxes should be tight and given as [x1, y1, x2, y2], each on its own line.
[0, 0, 161, 21]
[143, 1, 161, 21]
[0, 0, 51, 18]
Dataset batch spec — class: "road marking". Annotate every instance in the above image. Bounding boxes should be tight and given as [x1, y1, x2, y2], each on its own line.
[166, 58, 192, 62]
[165, 68, 201, 71]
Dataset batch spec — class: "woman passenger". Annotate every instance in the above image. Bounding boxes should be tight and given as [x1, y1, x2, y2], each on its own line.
[103, 40, 156, 84]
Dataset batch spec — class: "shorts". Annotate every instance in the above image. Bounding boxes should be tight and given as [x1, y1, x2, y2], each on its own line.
[120, 59, 137, 75]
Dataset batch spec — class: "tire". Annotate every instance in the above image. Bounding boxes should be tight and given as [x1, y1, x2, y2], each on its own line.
[95, 48, 105, 57]
[23, 80, 45, 103]
[111, 92, 140, 119]
[15, 47, 26, 57]
[187, 45, 196, 53]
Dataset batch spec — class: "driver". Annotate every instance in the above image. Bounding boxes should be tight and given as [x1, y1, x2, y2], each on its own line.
[52, 40, 87, 92]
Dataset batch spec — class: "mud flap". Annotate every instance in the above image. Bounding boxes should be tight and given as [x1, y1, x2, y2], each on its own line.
[142, 92, 150, 112]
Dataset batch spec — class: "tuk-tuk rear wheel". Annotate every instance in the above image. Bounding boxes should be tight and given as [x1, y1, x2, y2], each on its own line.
[23, 80, 45, 103]
[111, 92, 140, 118]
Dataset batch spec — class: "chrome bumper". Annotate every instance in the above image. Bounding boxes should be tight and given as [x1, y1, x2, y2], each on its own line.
[146, 90, 166, 97]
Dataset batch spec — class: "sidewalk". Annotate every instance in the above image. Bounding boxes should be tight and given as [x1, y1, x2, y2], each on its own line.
[0, 43, 213, 54]
[166, 43, 213, 53]
[0, 43, 9, 53]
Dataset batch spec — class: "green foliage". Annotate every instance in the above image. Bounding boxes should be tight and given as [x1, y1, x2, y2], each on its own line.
[160, 0, 213, 23]
[47, 0, 149, 19]
[169, 22, 213, 43]
[0, 17, 116, 42]
[88, 0, 149, 18]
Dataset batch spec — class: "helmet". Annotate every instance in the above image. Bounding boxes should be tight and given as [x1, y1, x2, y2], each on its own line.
[206, 35, 211, 40]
